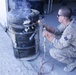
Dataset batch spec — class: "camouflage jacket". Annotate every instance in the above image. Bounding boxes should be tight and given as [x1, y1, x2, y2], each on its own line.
[51, 19, 76, 49]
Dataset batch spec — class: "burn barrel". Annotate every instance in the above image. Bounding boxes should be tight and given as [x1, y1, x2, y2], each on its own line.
[7, 9, 40, 60]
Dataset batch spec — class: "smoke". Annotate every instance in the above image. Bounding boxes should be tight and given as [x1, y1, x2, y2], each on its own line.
[14, 0, 31, 19]
[8, 0, 32, 24]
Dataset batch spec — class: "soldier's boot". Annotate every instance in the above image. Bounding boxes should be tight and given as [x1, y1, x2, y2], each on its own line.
[64, 60, 76, 72]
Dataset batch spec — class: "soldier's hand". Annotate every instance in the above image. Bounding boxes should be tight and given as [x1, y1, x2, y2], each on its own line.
[43, 30, 55, 41]
[42, 29, 47, 37]
[46, 32, 55, 42]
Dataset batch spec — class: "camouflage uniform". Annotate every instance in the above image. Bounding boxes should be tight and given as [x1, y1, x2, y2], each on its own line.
[50, 19, 76, 64]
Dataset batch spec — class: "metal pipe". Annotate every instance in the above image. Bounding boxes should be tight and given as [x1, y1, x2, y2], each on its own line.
[47, 0, 53, 14]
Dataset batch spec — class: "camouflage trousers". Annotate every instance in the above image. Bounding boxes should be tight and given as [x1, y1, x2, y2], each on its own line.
[49, 45, 76, 64]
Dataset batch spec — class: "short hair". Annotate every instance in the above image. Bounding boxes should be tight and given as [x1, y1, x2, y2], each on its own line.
[59, 7, 72, 18]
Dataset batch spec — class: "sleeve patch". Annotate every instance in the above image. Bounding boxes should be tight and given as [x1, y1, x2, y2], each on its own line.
[64, 37, 68, 40]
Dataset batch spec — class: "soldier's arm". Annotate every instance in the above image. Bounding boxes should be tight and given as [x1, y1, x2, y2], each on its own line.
[54, 24, 66, 35]
[43, 24, 66, 35]
[51, 26, 73, 49]
[51, 34, 72, 49]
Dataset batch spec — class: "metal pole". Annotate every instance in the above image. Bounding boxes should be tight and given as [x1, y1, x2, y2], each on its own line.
[48, 0, 51, 14]
[43, 36, 46, 57]
[47, 0, 53, 14]
[43, 27, 46, 58]
[50, 0, 53, 13]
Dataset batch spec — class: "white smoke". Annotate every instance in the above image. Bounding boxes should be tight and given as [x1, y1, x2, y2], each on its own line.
[8, 0, 32, 24]
[14, 0, 31, 19]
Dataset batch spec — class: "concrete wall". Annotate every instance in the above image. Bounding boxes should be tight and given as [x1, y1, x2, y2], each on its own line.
[0, 0, 8, 27]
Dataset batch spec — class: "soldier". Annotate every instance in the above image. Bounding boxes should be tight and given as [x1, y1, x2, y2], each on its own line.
[43, 7, 76, 72]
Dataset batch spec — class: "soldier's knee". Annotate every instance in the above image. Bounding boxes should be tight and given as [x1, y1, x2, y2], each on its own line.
[49, 48, 57, 58]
